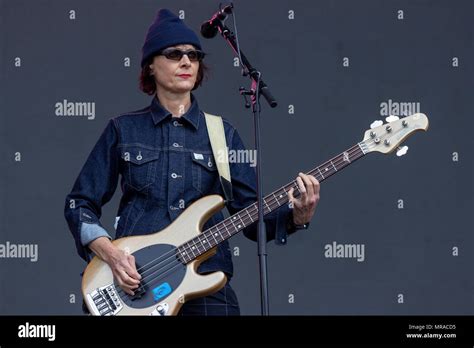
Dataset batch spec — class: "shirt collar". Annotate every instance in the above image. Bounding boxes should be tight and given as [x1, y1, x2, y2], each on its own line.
[150, 93, 200, 130]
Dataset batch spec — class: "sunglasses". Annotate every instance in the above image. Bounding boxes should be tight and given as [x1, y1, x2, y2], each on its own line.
[159, 48, 206, 62]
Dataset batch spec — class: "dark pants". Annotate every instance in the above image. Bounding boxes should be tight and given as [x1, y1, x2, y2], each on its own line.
[178, 281, 240, 316]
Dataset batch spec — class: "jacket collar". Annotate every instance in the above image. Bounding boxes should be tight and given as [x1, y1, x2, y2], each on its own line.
[150, 93, 200, 129]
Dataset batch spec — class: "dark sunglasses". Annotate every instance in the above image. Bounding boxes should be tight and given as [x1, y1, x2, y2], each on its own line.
[159, 48, 206, 62]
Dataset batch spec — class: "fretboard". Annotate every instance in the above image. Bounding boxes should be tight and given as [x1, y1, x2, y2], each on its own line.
[177, 142, 368, 263]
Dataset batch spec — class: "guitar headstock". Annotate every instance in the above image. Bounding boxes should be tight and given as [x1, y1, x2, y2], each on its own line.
[361, 113, 429, 155]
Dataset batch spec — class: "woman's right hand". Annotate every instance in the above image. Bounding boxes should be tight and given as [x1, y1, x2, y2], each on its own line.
[88, 237, 142, 295]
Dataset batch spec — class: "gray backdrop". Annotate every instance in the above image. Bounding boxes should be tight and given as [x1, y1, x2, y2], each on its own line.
[0, 0, 472, 315]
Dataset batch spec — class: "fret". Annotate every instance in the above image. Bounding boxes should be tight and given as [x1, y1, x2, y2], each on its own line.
[207, 234, 216, 248]
[245, 209, 253, 224]
[193, 236, 206, 254]
[223, 221, 233, 237]
[330, 160, 337, 171]
[317, 167, 325, 179]
[264, 200, 271, 213]
[235, 214, 245, 230]
[247, 204, 257, 223]
[213, 229, 222, 243]
[272, 192, 280, 206]
[188, 238, 201, 255]
[342, 151, 351, 165]
[229, 215, 238, 232]
[187, 242, 197, 258]
[208, 228, 218, 245]
[179, 248, 189, 262]
[200, 236, 209, 249]
[189, 241, 198, 256]
[269, 194, 279, 209]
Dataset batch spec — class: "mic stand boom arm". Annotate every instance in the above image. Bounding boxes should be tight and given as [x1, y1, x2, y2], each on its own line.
[213, 18, 278, 108]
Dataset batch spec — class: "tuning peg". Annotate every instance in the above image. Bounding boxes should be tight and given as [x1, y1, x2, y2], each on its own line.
[386, 115, 400, 123]
[370, 120, 383, 129]
[396, 146, 409, 157]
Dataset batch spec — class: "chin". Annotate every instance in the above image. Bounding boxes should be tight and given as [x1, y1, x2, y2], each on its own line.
[174, 83, 195, 93]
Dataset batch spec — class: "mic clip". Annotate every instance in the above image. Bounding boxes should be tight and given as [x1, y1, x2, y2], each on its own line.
[239, 86, 253, 109]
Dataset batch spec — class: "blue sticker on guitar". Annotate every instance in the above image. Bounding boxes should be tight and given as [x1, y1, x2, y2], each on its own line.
[152, 282, 172, 301]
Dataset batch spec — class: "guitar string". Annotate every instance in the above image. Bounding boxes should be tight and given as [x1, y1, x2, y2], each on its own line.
[113, 143, 368, 300]
[120, 143, 365, 283]
[133, 142, 366, 276]
[112, 143, 369, 300]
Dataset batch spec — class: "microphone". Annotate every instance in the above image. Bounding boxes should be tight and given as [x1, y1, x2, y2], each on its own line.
[200, 3, 234, 39]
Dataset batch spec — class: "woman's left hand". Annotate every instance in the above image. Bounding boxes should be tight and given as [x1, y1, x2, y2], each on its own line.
[288, 172, 320, 225]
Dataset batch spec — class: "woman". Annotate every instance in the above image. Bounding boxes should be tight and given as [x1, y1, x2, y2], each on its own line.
[64, 8, 320, 315]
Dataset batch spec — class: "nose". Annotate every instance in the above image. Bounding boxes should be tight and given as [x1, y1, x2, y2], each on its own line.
[179, 54, 192, 67]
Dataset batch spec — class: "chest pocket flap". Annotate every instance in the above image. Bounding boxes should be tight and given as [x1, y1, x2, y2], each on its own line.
[120, 145, 160, 191]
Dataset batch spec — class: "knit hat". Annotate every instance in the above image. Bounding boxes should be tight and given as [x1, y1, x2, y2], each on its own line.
[141, 9, 202, 68]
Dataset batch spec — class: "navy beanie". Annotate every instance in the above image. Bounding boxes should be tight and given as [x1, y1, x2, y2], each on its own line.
[141, 9, 202, 68]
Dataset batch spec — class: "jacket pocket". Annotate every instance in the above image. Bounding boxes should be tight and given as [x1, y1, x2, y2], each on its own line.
[191, 153, 218, 194]
[120, 145, 160, 191]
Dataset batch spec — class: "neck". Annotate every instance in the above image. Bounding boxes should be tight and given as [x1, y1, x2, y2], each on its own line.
[156, 90, 192, 117]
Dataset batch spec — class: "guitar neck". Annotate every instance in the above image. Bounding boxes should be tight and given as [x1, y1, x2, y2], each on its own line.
[177, 142, 368, 263]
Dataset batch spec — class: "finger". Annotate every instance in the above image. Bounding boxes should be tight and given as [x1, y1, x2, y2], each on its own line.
[127, 255, 142, 280]
[114, 274, 136, 296]
[121, 259, 140, 283]
[300, 173, 314, 199]
[296, 176, 306, 199]
[309, 175, 320, 193]
[287, 187, 295, 206]
[119, 269, 140, 287]
[307, 176, 320, 202]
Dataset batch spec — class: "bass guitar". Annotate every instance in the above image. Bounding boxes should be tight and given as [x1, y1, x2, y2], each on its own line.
[82, 113, 429, 315]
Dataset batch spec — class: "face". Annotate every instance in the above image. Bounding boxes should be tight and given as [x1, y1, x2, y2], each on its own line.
[149, 44, 200, 94]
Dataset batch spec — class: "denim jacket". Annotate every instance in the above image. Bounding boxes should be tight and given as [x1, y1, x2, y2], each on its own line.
[64, 94, 295, 277]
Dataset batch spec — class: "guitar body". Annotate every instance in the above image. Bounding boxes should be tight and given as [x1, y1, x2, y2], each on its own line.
[82, 195, 228, 316]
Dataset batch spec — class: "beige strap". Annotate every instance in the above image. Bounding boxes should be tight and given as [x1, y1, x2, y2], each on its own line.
[204, 112, 233, 201]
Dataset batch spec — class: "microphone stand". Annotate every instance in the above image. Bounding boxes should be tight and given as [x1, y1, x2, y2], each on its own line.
[208, 11, 278, 316]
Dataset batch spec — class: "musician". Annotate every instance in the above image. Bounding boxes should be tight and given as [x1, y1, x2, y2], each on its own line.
[64, 9, 320, 315]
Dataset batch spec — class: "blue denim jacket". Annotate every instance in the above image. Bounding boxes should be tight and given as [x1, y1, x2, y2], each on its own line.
[64, 94, 294, 277]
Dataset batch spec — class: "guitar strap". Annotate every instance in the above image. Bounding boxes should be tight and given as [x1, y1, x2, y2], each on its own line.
[204, 112, 233, 202]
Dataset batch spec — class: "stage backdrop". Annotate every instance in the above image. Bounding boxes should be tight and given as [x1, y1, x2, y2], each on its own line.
[0, 0, 472, 314]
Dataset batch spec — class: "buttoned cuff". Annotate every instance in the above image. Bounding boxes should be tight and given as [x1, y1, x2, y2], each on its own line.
[80, 222, 112, 246]
[274, 204, 294, 245]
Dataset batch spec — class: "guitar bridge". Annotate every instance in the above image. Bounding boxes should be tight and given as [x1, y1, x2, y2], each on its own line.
[86, 284, 123, 316]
